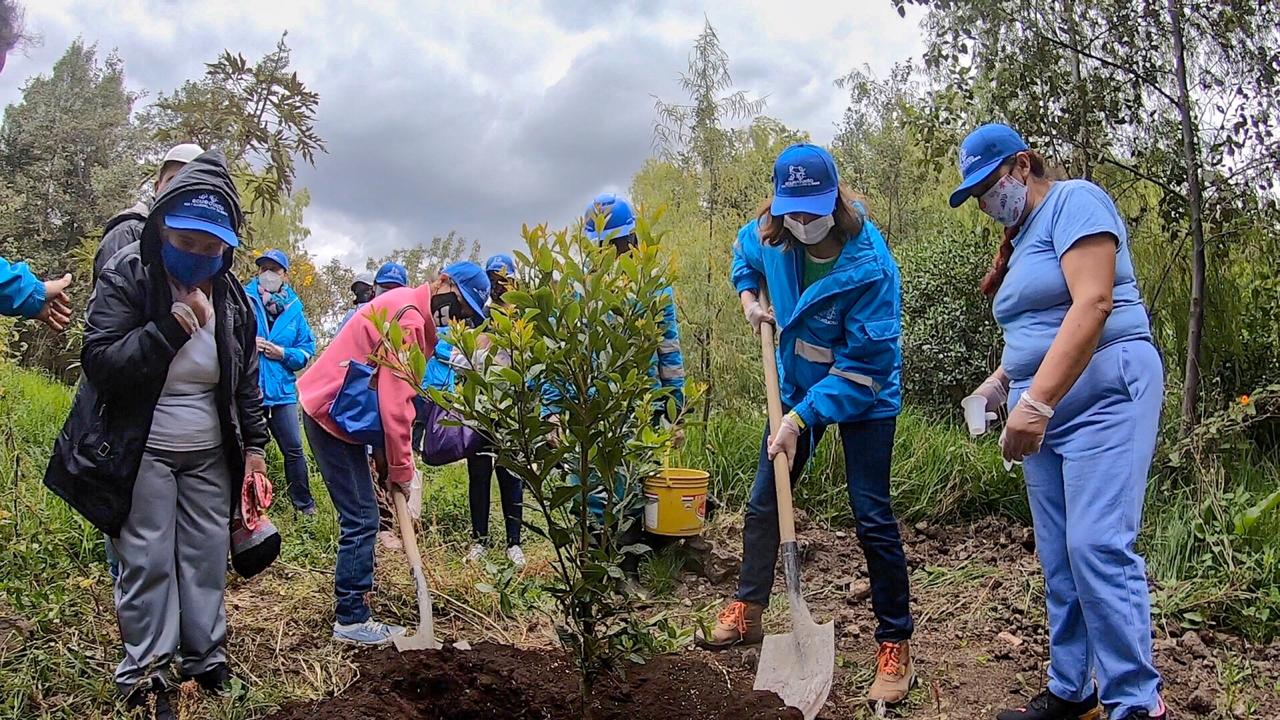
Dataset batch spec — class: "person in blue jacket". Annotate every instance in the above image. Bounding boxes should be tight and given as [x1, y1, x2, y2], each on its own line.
[696, 144, 915, 705]
[953, 124, 1165, 720]
[0, 258, 72, 331]
[245, 249, 318, 515]
[584, 193, 686, 413]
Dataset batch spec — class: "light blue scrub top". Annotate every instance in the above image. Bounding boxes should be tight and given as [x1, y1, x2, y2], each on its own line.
[993, 180, 1151, 382]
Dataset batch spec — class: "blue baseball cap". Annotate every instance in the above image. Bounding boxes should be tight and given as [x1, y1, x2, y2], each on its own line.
[584, 193, 636, 242]
[949, 123, 1029, 208]
[255, 248, 290, 271]
[375, 262, 408, 288]
[485, 253, 516, 275]
[441, 261, 490, 319]
[771, 143, 839, 216]
[164, 190, 239, 247]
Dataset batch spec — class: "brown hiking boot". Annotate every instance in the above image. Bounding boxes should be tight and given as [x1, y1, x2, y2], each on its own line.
[868, 640, 916, 704]
[695, 600, 764, 650]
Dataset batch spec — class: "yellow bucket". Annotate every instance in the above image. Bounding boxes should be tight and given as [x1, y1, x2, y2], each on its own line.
[643, 468, 710, 537]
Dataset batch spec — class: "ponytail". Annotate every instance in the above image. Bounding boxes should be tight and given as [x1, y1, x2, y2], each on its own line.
[980, 227, 1017, 297]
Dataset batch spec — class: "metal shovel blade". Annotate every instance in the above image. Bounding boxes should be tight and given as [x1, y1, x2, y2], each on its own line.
[754, 543, 834, 720]
[392, 565, 442, 652]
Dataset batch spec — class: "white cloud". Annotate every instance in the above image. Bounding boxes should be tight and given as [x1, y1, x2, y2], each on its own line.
[2, 0, 927, 263]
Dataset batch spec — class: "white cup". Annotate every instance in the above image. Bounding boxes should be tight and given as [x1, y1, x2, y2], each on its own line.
[961, 395, 998, 437]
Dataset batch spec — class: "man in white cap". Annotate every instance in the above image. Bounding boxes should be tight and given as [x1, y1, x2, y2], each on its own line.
[93, 143, 205, 283]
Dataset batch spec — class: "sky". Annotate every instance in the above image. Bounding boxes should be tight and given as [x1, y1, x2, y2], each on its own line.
[1, 0, 926, 268]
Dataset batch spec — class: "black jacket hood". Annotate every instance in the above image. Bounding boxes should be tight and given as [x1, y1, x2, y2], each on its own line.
[141, 149, 244, 274]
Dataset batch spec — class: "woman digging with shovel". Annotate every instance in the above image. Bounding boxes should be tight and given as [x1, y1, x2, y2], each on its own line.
[696, 143, 916, 708]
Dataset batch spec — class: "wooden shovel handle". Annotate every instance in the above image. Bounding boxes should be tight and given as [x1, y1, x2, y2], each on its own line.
[390, 481, 424, 574]
[758, 286, 798, 545]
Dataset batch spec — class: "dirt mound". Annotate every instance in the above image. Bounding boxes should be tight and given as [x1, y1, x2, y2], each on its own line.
[267, 642, 802, 720]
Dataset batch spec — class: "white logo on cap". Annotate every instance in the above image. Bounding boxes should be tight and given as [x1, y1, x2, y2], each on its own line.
[959, 151, 983, 173]
[188, 193, 228, 218]
[784, 165, 822, 189]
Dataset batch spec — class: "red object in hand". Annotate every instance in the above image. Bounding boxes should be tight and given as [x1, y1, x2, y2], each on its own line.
[241, 471, 274, 531]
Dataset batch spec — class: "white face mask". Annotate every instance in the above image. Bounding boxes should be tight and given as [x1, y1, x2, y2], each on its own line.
[782, 214, 836, 245]
[259, 270, 284, 293]
[978, 173, 1029, 227]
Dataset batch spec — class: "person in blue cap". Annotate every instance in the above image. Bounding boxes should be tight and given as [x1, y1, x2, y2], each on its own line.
[584, 193, 686, 412]
[44, 150, 270, 715]
[699, 143, 916, 705]
[951, 124, 1165, 720]
[484, 253, 516, 306]
[245, 249, 318, 515]
[373, 262, 409, 296]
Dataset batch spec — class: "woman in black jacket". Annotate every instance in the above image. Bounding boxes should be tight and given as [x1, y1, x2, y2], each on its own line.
[44, 150, 270, 717]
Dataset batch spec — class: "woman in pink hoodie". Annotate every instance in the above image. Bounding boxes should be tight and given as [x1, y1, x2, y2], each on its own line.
[298, 282, 436, 646]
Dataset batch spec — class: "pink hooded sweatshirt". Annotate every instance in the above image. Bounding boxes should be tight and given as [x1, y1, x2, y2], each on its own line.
[298, 284, 435, 486]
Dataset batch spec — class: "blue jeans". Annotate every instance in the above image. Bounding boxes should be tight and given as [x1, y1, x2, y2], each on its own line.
[1015, 340, 1163, 719]
[266, 403, 315, 512]
[736, 416, 913, 643]
[302, 414, 379, 625]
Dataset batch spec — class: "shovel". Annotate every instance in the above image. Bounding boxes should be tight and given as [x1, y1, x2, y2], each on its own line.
[752, 286, 834, 720]
[389, 481, 442, 652]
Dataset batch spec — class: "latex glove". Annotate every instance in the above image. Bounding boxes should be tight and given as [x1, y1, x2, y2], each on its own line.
[743, 300, 776, 335]
[406, 468, 423, 520]
[172, 287, 213, 333]
[973, 372, 1010, 414]
[767, 413, 803, 469]
[36, 274, 73, 332]
[1000, 393, 1055, 462]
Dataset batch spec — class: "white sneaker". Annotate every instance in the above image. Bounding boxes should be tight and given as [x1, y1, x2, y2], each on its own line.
[464, 543, 486, 564]
[506, 545, 526, 567]
[332, 619, 405, 646]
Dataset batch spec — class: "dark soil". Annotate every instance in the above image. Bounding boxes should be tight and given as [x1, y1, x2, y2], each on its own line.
[683, 513, 1280, 719]
[266, 642, 802, 720]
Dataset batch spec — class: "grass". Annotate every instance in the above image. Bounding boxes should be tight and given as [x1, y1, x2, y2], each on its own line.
[1, 361, 1279, 717]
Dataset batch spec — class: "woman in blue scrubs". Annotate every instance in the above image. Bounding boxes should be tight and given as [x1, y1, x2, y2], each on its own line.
[953, 124, 1165, 720]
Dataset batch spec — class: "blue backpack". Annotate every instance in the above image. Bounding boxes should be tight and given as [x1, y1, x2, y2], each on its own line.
[329, 305, 420, 445]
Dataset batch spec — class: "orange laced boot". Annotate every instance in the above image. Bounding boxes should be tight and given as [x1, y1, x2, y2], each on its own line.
[868, 640, 916, 704]
[694, 600, 764, 650]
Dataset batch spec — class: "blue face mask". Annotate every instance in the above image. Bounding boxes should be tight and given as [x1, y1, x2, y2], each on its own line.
[161, 240, 224, 287]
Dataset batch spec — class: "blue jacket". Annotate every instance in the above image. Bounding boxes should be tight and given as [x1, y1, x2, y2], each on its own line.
[730, 216, 902, 427]
[0, 257, 45, 319]
[245, 278, 317, 407]
[423, 331, 457, 392]
[653, 286, 685, 410]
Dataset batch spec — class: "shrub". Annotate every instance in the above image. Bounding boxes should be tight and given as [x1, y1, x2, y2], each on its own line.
[897, 223, 1002, 408]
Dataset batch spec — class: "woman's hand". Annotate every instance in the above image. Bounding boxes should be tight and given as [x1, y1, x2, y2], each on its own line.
[262, 341, 285, 361]
[767, 413, 803, 468]
[741, 292, 775, 335]
[172, 287, 213, 333]
[244, 449, 268, 480]
[1000, 394, 1055, 462]
[36, 274, 73, 332]
[972, 368, 1010, 414]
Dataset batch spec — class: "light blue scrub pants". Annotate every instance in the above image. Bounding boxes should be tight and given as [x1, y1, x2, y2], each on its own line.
[1011, 340, 1163, 720]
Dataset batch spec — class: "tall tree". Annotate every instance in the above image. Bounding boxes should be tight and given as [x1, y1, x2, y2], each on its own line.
[0, 40, 149, 376]
[895, 0, 1280, 430]
[831, 62, 947, 244]
[653, 17, 765, 422]
[366, 230, 481, 287]
[142, 33, 325, 237]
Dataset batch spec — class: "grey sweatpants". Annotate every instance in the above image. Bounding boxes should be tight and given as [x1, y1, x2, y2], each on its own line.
[109, 447, 231, 692]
